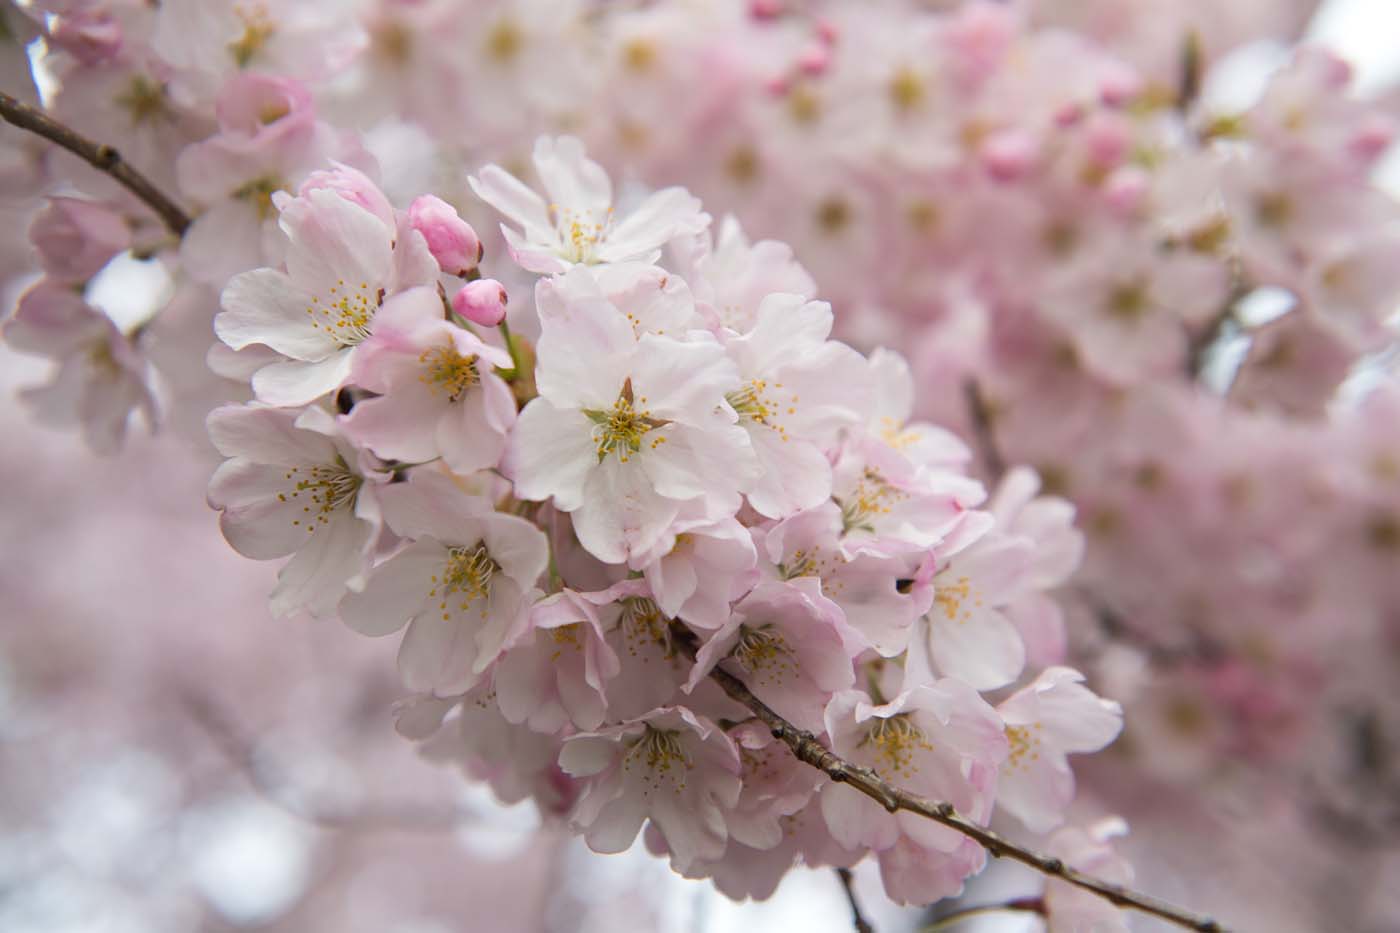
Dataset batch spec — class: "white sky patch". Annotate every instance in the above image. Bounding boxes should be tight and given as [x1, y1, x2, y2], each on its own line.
[85, 252, 176, 334]
[180, 796, 314, 926]
[1307, 0, 1400, 93]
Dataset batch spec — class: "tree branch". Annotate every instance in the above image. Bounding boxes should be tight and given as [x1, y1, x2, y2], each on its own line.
[925, 897, 1044, 931]
[963, 378, 1005, 483]
[673, 631, 1228, 933]
[836, 867, 874, 933]
[0, 90, 191, 237]
[1186, 274, 1251, 382]
[178, 685, 470, 832]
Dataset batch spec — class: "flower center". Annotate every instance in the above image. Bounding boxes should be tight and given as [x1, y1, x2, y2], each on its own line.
[548, 204, 614, 263]
[619, 596, 672, 659]
[731, 625, 795, 682]
[86, 341, 122, 379]
[371, 19, 413, 66]
[837, 467, 908, 533]
[1106, 280, 1149, 321]
[624, 726, 693, 792]
[777, 545, 832, 581]
[429, 543, 499, 620]
[933, 573, 980, 625]
[278, 461, 361, 534]
[234, 176, 284, 221]
[860, 713, 933, 780]
[548, 623, 583, 661]
[727, 379, 798, 437]
[584, 378, 670, 463]
[485, 18, 523, 62]
[878, 416, 923, 452]
[114, 75, 170, 128]
[305, 279, 383, 347]
[889, 66, 925, 113]
[229, 3, 276, 68]
[788, 84, 822, 125]
[1005, 724, 1043, 771]
[419, 344, 480, 401]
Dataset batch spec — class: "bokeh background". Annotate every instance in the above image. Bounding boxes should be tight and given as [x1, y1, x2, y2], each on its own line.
[3, 1, 1400, 931]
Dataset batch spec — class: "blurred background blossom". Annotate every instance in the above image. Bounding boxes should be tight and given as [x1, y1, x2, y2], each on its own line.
[2, 0, 1400, 931]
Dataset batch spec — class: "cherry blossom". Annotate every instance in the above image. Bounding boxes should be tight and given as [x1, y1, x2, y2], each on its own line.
[206, 403, 384, 617]
[215, 179, 437, 406]
[1043, 818, 1135, 933]
[406, 194, 481, 278]
[176, 73, 357, 285]
[338, 470, 548, 695]
[559, 706, 742, 871]
[821, 683, 1007, 862]
[340, 286, 516, 475]
[505, 293, 756, 564]
[996, 667, 1123, 832]
[470, 135, 709, 274]
[11, 3, 1400, 926]
[493, 587, 622, 733]
[4, 284, 157, 455]
[685, 581, 855, 733]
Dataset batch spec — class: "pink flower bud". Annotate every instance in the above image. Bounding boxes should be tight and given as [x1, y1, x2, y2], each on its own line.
[453, 279, 508, 327]
[981, 129, 1038, 183]
[1054, 103, 1085, 128]
[797, 43, 829, 77]
[1349, 117, 1396, 167]
[946, 2, 1016, 84]
[408, 195, 483, 277]
[49, 12, 123, 66]
[749, 0, 784, 21]
[1083, 113, 1132, 168]
[1102, 167, 1150, 216]
[216, 74, 314, 138]
[1098, 63, 1143, 108]
[30, 197, 130, 283]
[297, 162, 396, 229]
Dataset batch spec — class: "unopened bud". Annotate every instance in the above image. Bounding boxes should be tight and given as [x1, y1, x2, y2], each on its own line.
[297, 163, 396, 228]
[408, 195, 483, 277]
[453, 279, 508, 327]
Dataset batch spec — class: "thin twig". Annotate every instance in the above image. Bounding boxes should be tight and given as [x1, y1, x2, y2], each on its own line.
[1186, 273, 1252, 381]
[1177, 31, 1203, 113]
[836, 867, 874, 933]
[963, 378, 1006, 482]
[178, 685, 469, 832]
[924, 897, 1045, 931]
[0, 90, 191, 236]
[1073, 585, 1224, 668]
[672, 630, 1229, 933]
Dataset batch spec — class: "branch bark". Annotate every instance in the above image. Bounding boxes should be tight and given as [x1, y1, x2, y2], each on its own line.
[179, 685, 469, 833]
[924, 897, 1044, 931]
[673, 630, 1228, 933]
[963, 378, 1005, 483]
[0, 91, 192, 237]
[836, 867, 874, 933]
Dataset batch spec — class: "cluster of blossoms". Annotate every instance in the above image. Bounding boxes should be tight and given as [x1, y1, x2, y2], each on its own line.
[1, 0, 1398, 927]
[201, 138, 1125, 912]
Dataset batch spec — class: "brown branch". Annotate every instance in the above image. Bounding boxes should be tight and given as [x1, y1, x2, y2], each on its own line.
[962, 378, 1005, 483]
[1186, 271, 1253, 381]
[836, 867, 874, 933]
[925, 898, 1045, 931]
[1177, 31, 1204, 113]
[178, 685, 470, 833]
[0, 90, 191, 236]
[673, 631, 1229, 933]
